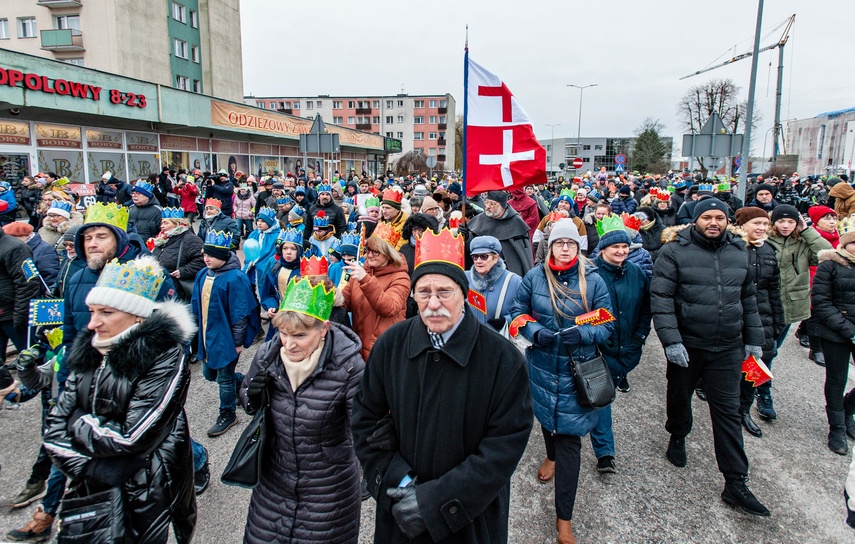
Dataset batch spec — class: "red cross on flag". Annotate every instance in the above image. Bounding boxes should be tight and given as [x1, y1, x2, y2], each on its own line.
[464, 57, 546, 196]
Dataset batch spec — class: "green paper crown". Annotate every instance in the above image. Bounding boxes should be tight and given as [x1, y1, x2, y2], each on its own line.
[596, 215, 626, 237]
[364, 196, 380, 208]
[716, 182, 731, 192]
[559, 188, 576, 199]
[279, 277, 334, 322]
[84, 202, 129, 231]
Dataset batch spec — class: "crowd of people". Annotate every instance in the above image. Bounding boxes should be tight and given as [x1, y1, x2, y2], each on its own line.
[0, 164, 854, 543]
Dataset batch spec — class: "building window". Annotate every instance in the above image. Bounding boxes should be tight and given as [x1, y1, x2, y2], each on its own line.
[372, 100, 380, 108]
[62, 58, 85, 66]
[429, 100, 437, 108]
[397, 132, 403, 138]
[293, 102, 300, 109]
[414, 132, 424, 140]
[189, 10, 198, 28]
[333, 116, 343, 124]
[397, 100, 404, 107]
[385, 116, 393, 124]
[193, 80, 201, 93]
[355, 116, 370, 124]
[429, 116, 437, 124]
[333, 101, 342, 109]
[428, 148, 437, 156]
[347, 101, 355, 109]
[372, 116, 380, 124]
[268, 102, 276, 109]
[414, 100, 424, 108]
[316, 100, 322, 107]
[386, 100, 393, 109]
[583, 145, 591, 151]
[386, 132, 393, 138]
[306, 101, 313, 109]
[414, 116, 424, 124]
[438, 147, 446, 155]
[0, 19, 8, 40]
[174, 39, 188, 59]
[257, 102, 266, 109]
[439, 116, 446, 124]
[594, 145, 603, 150]
[397, 115, 404, 123]
[282, 101, 291, 109]
[18, 17, 36, 38]
[440, 100, 447, 108]
[54, 15, 80, 30]
[191, 45, 200, 63]
[347, 117, 355, 124]
[429, 132, 437, 140]
[439, 132, 445, 140]
[175, 75, 189, 90]
[172, 3, 186, 23]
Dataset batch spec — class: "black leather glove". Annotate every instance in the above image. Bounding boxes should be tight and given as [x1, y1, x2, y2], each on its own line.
[246, 369, 270, 410]
[367, 414, 398, 451]
[486, 317, 506, 332]
[534, 329, 555, 347]
[558, 327, 581, 346]
[85, 456, 147, 487]
[386, 486, 427, 539]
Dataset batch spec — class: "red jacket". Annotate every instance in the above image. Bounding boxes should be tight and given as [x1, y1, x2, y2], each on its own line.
[174, 183, 198, 214]
[509, 189, 540, 240]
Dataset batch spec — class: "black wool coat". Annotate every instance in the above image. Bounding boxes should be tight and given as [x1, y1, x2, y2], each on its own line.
[352, 310, 533, 544]
[810, 250, 855, 344]
[743, 238, 785, 353]
[151, 230, 205, 300]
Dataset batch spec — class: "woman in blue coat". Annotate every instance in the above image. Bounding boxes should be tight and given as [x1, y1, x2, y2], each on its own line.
[509, 218, 614, 543]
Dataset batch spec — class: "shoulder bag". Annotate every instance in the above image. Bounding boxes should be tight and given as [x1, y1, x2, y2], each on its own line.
[175, 236, 196, 301]
[568, 347, 615, 408]
[221, 387, 269, 488]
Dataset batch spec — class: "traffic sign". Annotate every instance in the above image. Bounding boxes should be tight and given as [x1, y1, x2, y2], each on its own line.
[734, 157, 743, 167]
[572, 158, 584, 169]
[559, 162, 566, 169]
[615, 154, 626, 165]
[615, 164, 625, 173]
[425, 156, 437, 168]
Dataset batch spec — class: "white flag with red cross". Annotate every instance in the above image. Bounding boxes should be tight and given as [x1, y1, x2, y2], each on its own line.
[464, 58, 546, 196]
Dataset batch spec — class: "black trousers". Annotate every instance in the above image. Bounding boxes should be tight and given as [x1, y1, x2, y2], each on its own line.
[665, 346, 749, 480]
[821, 339, 855, 412]
[542, 427, 582, 521]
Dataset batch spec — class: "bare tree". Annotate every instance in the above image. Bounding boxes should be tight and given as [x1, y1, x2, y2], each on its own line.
[392, 150, 429, 177]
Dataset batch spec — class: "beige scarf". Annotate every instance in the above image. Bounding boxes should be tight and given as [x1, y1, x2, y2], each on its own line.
[280, 338, 324, 392]
[837, 246, 855, 265]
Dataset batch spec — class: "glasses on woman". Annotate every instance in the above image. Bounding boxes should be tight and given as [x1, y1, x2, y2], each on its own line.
[364, 248, 380, 256]
[413, 289, 459, 302]
[471, 253, 494, 261]
[553, 240, 577, 249]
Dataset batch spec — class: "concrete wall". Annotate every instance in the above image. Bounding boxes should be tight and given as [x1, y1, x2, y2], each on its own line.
[199, 0, 243, 102]
[784, 109, 855, 177]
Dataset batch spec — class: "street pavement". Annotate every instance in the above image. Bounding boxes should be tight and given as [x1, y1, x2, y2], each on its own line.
[1, 326, 853, 543]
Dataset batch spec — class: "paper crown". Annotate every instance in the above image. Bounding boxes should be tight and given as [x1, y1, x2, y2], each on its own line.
[313, 210, 330, 228]
[716, 182, 731, 192]
[276, 197, 292, 206]
[279, 276, 334, 322]
[316, 184, 332, 194]
[381, 186, 404, 204]
[414, 228, 465, 270]
[279, 228, 303, 245]
[559, 188, 576, 199]
[656, 191, 671, 202]
[84, 202, 129, 231]
[371, 221, 401, 247]
[343, 197, 354, 205]
[364, 196, 381, 209]
[327, 238, 342, 256]
[134, 180, 155, 195]
[621, 212, 642, 231]
[204, 198, 222, 210]
[596, 214, 626, 237]
[93, 257, 164, 306]
[44, 327, 63, 350]
[545, 210, 569, 223]
[698, 183, 715, 193]
[340, 230, 361, 247]
[49, 200, 73, 216]
[258, 206, 276, 220]
[161, 207, 184, 219]
[204, 229, 233, 249]
[649, 188, 659, 197]
[300, 255, 329, 276]
[837, 216, 855, 237]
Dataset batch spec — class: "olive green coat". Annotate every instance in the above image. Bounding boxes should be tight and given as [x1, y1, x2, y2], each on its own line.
[767, 227, 832, 324]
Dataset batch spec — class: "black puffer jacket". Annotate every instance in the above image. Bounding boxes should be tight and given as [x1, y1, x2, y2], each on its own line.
[810, 249, 855, 344]
[151, 229, 205, 300]
[639, 219, 665, 261]
[44, 301, 197, 543]
[0, 231, 41, 327]
[128, 199, 163, 241]
[742, 236, 785, 353]
[651, 225, 764, 351]
[239, 323, 365, 544]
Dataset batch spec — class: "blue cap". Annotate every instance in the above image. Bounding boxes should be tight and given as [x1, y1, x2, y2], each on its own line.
[470, 235, 502, 256]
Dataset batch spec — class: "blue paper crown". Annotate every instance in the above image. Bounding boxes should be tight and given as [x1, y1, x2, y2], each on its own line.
[313, 213, 330, 228]
[96, 258, 164, 303]
[347, 222, 358, 232]
[258, 206, 277, 221]
[327, 238, 342, 255]
[343, 197, 354, 205]
[204, 230, 233, 249]
[290, 206, 305, 217]
[49, 200, 72, 215]
[161, 207, 184, 219]
[276, 197, 291, 206]
[340, 231, 361, 247]
[317, 184, 333, 194]
[280, 228, 303, 245]
[134, 181, 155, 195]
[698, 183, 715, 193]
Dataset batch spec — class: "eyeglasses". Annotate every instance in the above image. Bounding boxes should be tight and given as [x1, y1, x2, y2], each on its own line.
[364, 248, 380, 256]
[422, 206, 441, 214]
[552, 240, 577, 249]
[413, 289, 459, 302]
[471, 253, 495, 261]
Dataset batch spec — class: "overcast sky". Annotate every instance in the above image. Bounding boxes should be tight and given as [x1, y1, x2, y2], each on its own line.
[240, 0, 854, 157]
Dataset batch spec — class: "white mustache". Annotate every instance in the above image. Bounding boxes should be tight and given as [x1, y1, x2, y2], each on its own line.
[421, 308, 451, 318]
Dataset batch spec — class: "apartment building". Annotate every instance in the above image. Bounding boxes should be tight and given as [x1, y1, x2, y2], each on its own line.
[246, 93, 457, 170]
[0, 0, 244, 101]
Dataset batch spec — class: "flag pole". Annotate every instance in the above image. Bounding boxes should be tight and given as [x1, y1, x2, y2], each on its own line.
[461, 25, 469, 219]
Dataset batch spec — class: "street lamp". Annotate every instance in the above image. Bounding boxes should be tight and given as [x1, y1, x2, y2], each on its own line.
[546, 123, 560, 175]
[567, 84, 597, 161]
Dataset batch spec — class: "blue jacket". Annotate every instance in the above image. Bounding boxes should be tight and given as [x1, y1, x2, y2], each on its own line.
[610, 195, 637, 215]
[191, 254, 260, 369]
[465, 263, 522, 325]
[0, 187, 18, 215]
[593, 258, 652, 381]
[589, 233, 654, 281]
[26, 233, 60, 286]
[243, 224, 281, 286]
[509, 261, 614, 436]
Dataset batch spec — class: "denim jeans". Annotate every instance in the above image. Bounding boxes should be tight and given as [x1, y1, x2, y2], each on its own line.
[191, 438, 207, 472]
[42, 465, 66, 516]
[236, 218, 254, 237]
[201, 358, 238, 413]
[589, 403, 615, 459]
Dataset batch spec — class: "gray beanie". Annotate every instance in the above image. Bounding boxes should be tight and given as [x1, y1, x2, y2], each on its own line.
[547, 218, 584, 248]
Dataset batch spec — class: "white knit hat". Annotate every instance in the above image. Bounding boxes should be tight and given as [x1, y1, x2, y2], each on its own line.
[85, 256, 165, 318]
[548, 218, 584, 248]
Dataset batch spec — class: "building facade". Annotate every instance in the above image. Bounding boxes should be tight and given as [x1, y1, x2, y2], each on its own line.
[0, 0, 244, 102]
[246, 93, 457, 171]
[784, 107, 855, 179]
[538, 136, 673, 176]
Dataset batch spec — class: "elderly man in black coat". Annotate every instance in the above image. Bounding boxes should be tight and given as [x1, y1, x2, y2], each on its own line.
[353, 229, 533, 543]
[463, 190, 533, 277]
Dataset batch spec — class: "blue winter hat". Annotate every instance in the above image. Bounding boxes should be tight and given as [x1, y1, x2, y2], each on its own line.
[597, 228, 632, 251]
[257, 206, 277, 227]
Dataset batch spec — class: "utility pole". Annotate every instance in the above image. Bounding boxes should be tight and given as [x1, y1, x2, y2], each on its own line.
[546, 123, 560, 176]
[568, 84, 597, 157]
[738, 0, 764, 204]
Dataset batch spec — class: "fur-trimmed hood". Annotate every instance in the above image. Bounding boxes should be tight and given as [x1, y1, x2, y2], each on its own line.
[67, 300, 196, 379]
[818, 248, 854, 267]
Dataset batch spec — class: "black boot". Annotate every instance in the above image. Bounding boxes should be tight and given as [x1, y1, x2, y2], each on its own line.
[827, 408, 848, 455]
[844, 390, 855, 440]
[809, 349, 825, 366]
[722, 477, 770, 516]
[740, 410, 762, 438]
[666, 436, 686, 467]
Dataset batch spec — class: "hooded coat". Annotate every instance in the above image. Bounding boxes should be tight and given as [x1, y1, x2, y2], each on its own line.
[810, 249, 855, 344]
[829, 183, 855, 220]
[466, 206, 533, 278]
[44, 301, 196, 543]
[508, 189, 540, 240]
[766, 226, 832, 324]
[239, 324, 365, 544]
[342, 263, 410, 361]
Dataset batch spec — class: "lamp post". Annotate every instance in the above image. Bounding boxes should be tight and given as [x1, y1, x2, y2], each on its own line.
[546, 123, 560, 176]
[567, 84, 597, 160]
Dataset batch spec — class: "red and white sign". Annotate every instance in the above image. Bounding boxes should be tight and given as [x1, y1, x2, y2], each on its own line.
[464, 58, 546, 196]
[572, 157, 584, 169]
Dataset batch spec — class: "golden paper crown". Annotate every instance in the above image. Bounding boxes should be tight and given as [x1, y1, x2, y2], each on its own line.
[838, 216, 855, 240]
[84, 202, 129, 231]
[371, 221, 402, 248]
[414, 228, 464, 270]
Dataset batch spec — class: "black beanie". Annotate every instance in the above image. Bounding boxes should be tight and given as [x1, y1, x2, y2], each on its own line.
[411, 262, 469, 296]
[770, 204, 800, 224]
[203, 244, 231, 261]
[692, 197, 729, 222]
[754, 183, 775, 196]
[485, 191, 509, 208]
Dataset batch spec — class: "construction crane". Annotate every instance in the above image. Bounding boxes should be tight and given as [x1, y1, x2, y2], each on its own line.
[681, 14, 795, 163]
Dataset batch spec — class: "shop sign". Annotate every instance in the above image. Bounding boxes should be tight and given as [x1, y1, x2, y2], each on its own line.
[127, 132, 159, 152]
[0, 120, 30, 145]
[0, 65, 147, 109]
[86, 129, 123, 150]
[35, 123, 82, 149]
[160, 135, 197, 151]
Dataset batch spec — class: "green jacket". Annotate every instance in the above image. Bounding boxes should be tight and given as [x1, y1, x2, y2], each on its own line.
[767, 228, 832, 324]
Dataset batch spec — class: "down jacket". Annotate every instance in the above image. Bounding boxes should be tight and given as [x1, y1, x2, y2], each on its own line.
[128, 199, 163, 242]
[26, 232, 60, 286]
[510, 260, 614, 436]
[766, 227, 831, 324]
[342, 263, 410, 361]
[239, 323, 365, 544]
[651, 225, 764, 351]
[741, 234, 785, 353]
[0, 231, 41, 327]
[810, 250, 855, 344]
[44, 301, 197, 543]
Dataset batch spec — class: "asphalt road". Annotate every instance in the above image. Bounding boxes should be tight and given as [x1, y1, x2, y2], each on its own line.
[1, 326, 853, 543]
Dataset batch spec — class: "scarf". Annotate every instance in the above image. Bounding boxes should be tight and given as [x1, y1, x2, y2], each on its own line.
[816, 227, 840, 249]
[153, 225, 189, 247]
[837, 246, 855, 266]
[91, 323, 140, 355]
[468, 258, 506, 292]
[280, 338, 324, 392]
[313, 230, 335, 242]
[549, 256, 578, 272]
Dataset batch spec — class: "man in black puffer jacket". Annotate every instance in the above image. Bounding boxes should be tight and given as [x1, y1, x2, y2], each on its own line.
[651, 198, 769, 517]
[128, 181, 163, 242]
[0, 229, 41, 362]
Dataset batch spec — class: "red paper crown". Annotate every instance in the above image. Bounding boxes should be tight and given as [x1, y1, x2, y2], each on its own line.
[545, 210, 569, 223]
[205, 198, 222, 210]
[300, 255, 329, 276]
[371, 221, 402, 248]
[656, 191, 671, 202]
[649, 188, 659, 197]
[414, 228, 464, 270]
[381, 186, 404, 204]
[621, 212, 642, 231]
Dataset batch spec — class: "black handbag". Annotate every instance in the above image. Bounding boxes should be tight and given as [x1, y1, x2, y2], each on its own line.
[569, 350, 615, 409]
[174, 237, 196, 301]
[221, 388, 269, 488]
[58, 485, 129, 544]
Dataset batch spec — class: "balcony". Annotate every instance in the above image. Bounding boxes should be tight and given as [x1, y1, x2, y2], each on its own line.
[438, 107, 447, 114]
[37, 0, 82, 7]
[40, 29, 84, 51]
[277, 108, 293, 114]
[437, 138, 447, 146]
[438, 123, 447, 130]
[437, 155, 447, 162]
[355, 123, 372, 131]
[355, 108, 373, 115]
